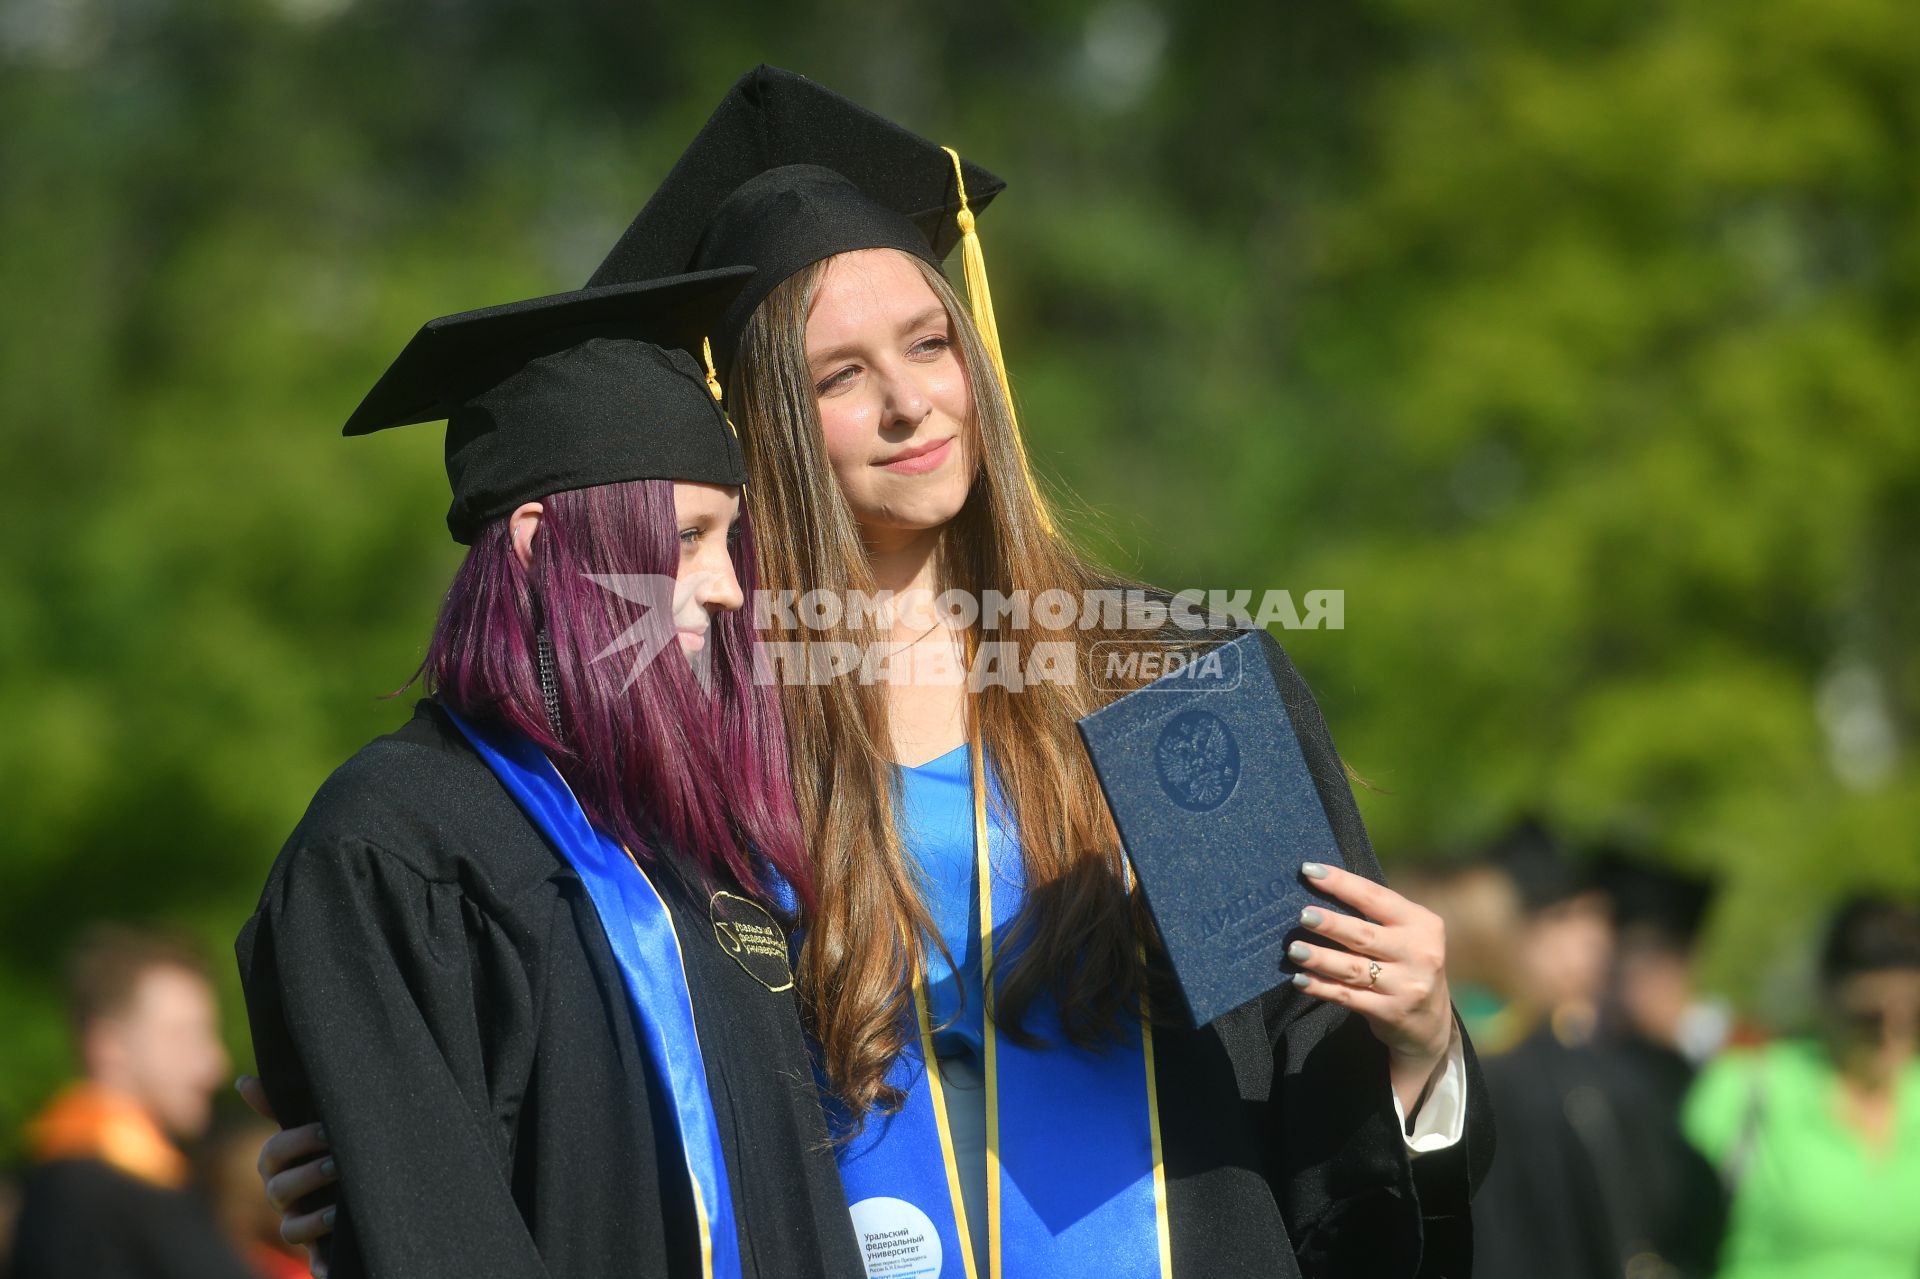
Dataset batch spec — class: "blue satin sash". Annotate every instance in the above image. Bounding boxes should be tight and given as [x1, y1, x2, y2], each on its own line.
[834, 740, 1171, 1279]
[443, 707, 742, 1279]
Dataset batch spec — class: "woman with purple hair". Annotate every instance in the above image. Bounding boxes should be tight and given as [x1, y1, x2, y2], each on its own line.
[234, 270, 863, 1279]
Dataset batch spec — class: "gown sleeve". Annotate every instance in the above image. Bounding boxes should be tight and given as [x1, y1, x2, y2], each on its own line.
[1263, 639, 1496, 1278]
[237, 836, 550, 1279]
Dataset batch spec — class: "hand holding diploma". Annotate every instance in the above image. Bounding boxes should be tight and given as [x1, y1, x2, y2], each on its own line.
[1285, 861, 1457, 1117]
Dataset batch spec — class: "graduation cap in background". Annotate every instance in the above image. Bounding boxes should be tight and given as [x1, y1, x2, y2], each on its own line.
[590, 65, 1048, 526]
[1594, 849, 1716, 952]
[1485, 816, 1601, 916]
[345, 267, 754, 543]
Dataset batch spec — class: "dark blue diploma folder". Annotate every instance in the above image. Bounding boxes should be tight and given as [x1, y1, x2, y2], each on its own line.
[1077, 629, 1349, 1027]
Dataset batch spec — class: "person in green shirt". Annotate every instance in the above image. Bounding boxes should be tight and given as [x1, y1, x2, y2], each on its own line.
[1683, 896, 1920, 1279]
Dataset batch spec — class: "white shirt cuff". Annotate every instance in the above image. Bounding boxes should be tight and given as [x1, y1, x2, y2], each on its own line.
[1393, 1033, 1467, 1155]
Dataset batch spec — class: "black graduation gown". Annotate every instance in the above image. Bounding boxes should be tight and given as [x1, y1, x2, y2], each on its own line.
[1470, 1022, 1620, 1279]
[1473, 1022, 1724, 1279]
[1594, 1033, 1726, 1277]
[8, 1158, 258, 1279]
[236, 701, 863, 1279]
[1149, 639, 1495, 1279]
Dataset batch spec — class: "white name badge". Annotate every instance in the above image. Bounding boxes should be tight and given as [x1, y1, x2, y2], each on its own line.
[849, 1196, 945, 1279]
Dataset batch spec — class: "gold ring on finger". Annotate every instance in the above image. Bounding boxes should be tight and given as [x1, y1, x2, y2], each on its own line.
[1366, 960, 1382, 988]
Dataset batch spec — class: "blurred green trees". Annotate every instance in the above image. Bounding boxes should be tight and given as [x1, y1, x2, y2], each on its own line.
[1, 0, 1914, 1150]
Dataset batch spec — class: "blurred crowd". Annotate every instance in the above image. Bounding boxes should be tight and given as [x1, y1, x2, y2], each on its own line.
[1416, 822, 1920, 1279]
[0, 845, 1915, 1279]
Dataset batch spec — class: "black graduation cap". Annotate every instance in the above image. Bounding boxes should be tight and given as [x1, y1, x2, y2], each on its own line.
[345, 268, 754, 543]
[1594, 850, 1716, 951]
[587, 64, 1006, 375]
[1486, 817, 1599, 916]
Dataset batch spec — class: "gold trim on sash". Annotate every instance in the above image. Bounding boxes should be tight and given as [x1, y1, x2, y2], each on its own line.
[1140, 1016, 1175, 1279]
[624, 846, 720, 1279]
[963, 718, 1175, 1276]
[914, 980, 984, 1279]
[1123, 860, 1177, 1279]
[968, 727, 1005, 1279]
[692, 1183, 716, 1279]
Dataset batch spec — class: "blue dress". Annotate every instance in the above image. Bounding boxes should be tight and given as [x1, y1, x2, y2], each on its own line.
[895, 743, 1001, 1277]
[885, 722, 1485, 1276]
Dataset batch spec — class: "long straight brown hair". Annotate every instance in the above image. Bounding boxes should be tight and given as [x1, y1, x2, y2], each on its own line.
[732, 253, 1172, 1119]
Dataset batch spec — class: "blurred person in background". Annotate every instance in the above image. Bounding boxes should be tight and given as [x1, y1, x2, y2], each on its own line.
[1394, 856, 1527, 1053]
[0, 1174, 20, 1278]
[7, 925, 255, 1279]
[1589, 852, 1729, 1278]
[1599, 855, 1725, 1103]
[200, 1116, 306, 1279]
[1684, 896, 1920, 1279]
[1470, 819, 1626, 1279]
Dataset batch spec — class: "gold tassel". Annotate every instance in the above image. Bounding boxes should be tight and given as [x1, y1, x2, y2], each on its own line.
[942, 145, 1052, 534]
[701, 337, 725, 402]
[702, 336, 738, 439]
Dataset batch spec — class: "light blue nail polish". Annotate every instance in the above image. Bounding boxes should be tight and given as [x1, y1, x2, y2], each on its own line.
[323, 1206, 337, 1225]
[1301, 907, 1323, 927]
[1302, 862, 1329, 880]
[1291, 972, 1311, 988]
[1288, 941, 1311, 962]
[321, 1157, 337, 1177]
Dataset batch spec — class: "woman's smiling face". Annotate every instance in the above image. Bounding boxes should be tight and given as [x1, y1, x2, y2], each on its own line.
[804, 249, 975, 540]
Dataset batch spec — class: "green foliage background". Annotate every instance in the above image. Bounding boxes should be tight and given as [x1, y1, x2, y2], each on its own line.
[2, 0, 1916, 1152]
